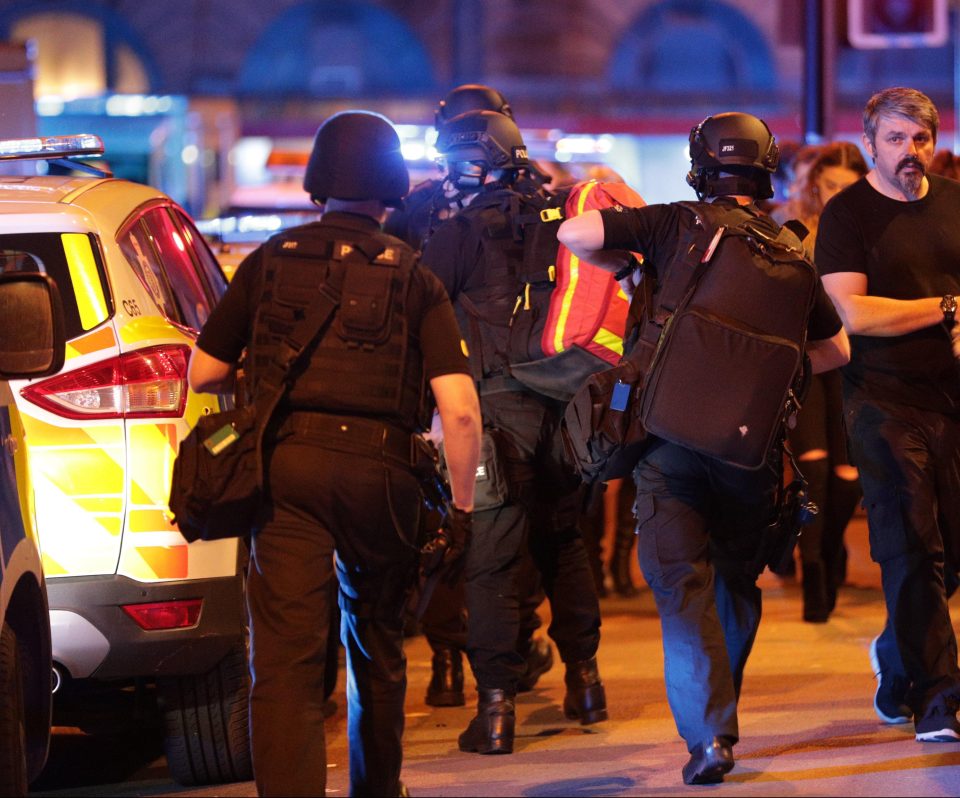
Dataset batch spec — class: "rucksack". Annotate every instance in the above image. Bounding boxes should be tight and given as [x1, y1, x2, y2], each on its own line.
[456, 179, 643, 401]
[563, 201, 817, 480]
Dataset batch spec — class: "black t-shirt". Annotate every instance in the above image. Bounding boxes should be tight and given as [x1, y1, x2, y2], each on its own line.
[600, 201, 843, 342]
[815, 174, 960, 412]
[196, 213, 470, 384]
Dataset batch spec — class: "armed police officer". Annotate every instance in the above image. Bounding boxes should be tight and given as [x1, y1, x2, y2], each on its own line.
[188, 111, 482, 797]
[420, 109, 606, 755]
[387, 83, 554, 710]
[558, 112, 850, 785]
[386, 83, 521, 250]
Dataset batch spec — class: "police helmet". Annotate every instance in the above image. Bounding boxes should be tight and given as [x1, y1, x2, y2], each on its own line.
[435, 84, 513, 133]
[435, 110, 529, 171]
[303, 111, 409, 207]
[686, 112, 780, 200]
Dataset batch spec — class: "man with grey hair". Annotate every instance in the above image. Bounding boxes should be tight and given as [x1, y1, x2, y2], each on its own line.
[816, 86, 960, 742]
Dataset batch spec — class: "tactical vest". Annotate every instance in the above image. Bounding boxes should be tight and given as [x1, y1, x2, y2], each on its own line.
[453, 186, 564, 381]
[250, 223, 428, 432]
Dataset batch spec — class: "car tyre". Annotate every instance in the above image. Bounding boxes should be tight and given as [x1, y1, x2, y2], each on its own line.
[0, 622, 28, 797]
[158, 636, 252, 786]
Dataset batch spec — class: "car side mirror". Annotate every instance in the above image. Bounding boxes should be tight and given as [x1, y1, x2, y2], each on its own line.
[0, 272, 66, 378]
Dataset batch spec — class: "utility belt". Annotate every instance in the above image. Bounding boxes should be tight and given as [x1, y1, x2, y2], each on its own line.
[279, 411, 422, 468]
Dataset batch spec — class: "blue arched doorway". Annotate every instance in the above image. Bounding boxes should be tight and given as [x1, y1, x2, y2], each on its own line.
[238, 2, 435, 97]
[608, 0, 776, 98]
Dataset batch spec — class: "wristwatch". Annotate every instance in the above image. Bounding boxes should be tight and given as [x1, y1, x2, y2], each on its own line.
[940, 293, 957, 325]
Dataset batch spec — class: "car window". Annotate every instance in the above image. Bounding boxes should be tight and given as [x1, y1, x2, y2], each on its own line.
[118, 207, 213, 331]
[0, 233, 111, 340]
[118, 219, 180, 322]
[171, 209, 228, 301]
[141, 208, 212, 331]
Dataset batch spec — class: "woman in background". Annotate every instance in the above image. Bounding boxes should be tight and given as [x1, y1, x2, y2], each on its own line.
[774, 141, 868, 622]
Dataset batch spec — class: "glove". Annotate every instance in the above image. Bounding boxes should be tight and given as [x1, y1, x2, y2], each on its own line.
[438, 504, 472, 586]
[419, 505, 472, 582]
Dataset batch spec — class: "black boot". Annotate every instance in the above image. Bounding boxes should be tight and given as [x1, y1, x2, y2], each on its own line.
[458, 688, 515, 755]
[610, 533, 638, 597]
[425, 648, 465, 707]
[682, 736, 735, 785]
[517, 637, 554, 693]
[802, 561, 830, 623]
[562, 657, 608, 725]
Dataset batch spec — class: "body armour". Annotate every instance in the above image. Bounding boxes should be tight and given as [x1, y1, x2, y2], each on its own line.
[451, 185, 561, 381]
[250, 222, 429, 432]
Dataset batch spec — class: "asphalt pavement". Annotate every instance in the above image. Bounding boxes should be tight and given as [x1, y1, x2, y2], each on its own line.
[31, 516, 960, 797]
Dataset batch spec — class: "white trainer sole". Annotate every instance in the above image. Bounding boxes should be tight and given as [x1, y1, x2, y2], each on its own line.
[869, 635, 911, 725]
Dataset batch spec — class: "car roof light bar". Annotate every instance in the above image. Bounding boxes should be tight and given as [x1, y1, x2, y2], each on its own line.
[0, 134, 112, 178]
[0, 134, 105, 160]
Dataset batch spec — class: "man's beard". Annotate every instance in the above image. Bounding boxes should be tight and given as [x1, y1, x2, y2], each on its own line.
[895, 155, 926, 199]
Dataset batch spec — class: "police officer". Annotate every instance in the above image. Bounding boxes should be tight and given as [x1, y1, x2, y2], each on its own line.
[387, 84, 554, 710]
[386, 83, 516, 250]
[558, 112, 850, 785]
[188, 111, 482, 797]
[420, 109, 607, 755]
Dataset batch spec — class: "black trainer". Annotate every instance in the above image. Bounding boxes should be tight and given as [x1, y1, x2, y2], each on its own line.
[915, 708, 960, 742]
[869, 635, 911, 724]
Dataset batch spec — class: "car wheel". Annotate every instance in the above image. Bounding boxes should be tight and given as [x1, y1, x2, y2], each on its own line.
[157, 635, 252, 786]
[0, 622, 28, 797]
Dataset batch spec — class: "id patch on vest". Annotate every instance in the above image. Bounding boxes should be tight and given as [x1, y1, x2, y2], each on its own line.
[203, 422, 240, 456]
[332, 242, 401, 266]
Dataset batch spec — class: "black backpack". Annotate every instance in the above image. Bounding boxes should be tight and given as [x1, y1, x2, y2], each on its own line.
[453, 182, 636, 402]
[563, 201, 817, 480]
[452, 186, 568, 388]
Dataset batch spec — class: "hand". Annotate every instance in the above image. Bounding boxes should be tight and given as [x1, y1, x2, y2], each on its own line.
[438, 504, 472, 585]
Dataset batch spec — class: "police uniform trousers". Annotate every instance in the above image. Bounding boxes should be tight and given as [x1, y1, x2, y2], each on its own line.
[846, 396, 960, 723]
[246, 416, 420, 797]
[633, 437, 779, 750]
[464, 388, 601, 691]
[419, 554, 545, 654]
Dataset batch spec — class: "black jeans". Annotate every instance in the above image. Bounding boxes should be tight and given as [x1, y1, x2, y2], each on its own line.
[846, 396, 960, 721]
[465, 390, 601, 691]
[246, 434, 419, 797]
[633, 437, 779, 751]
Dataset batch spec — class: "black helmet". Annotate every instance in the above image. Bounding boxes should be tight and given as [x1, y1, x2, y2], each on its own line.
[303, 111, 409, 207]
[435, 110, 528, 170]
[686, 112, 780, 200]
[435, 84, 513, 132]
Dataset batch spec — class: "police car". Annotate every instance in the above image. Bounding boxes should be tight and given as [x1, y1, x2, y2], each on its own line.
[0, 135, 250, 786]
[0, 271, 64, 795]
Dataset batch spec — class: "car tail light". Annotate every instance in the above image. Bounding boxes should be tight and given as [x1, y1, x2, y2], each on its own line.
[21, 344, 190, 420]
[121, 599, 202, 630]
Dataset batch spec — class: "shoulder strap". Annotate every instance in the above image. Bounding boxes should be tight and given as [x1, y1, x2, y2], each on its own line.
[651, 202, 733, 321]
